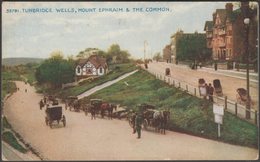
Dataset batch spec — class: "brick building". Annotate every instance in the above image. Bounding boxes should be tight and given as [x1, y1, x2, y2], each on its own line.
[204, 2, 258, 62]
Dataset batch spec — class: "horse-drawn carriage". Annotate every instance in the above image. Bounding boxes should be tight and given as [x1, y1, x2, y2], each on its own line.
[87, 99, 116, 119]
[213, 79, 223, 96]
[128, 103, 170, 134]
[236, 88, 252, 105]
[45, 105, 66, 128]
[165, 68, 170, 76]
[66, 96, 80, 112]
[48, 95, 56, 103]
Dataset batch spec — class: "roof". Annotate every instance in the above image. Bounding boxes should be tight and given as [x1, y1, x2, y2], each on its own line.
[204, 21, 213, 31]
[215, 9, 227, 26]
[77, 55, 107, 68]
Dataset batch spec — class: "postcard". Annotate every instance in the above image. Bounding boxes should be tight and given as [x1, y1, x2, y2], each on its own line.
[1, 1, 259, 161]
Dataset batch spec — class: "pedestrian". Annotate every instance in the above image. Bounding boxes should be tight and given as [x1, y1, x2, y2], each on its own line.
[208, 83, 214, 102]
[135, 113, 143, 139]
[90, 106, 96, 120]
[204, 83, 209, 100]
[44, 96, 47, 104]
[132, 112, 137, 134]
[214, 62, 218, 71]
[25, 89, 27, 93]
[39, 99, 44, 110]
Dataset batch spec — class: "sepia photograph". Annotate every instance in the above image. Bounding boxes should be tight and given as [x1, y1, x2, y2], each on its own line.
[1, 1, 259, 160]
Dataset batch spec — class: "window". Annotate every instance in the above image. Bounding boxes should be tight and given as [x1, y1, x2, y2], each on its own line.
[77, 67, 81, 73]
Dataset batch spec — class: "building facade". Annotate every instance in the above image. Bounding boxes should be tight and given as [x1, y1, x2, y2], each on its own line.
[204, 2, 258, 62]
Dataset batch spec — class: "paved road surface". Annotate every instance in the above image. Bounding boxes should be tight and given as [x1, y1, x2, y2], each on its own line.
[2, 81, 258, 160]
[146, 62, 258, 109]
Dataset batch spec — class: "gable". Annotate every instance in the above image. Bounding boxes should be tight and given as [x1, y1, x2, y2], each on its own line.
[84, 61, 95, 68]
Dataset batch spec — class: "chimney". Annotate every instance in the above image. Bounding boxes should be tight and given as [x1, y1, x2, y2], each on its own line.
[241, 1, 250, 17]
[225, 3, 233, 12]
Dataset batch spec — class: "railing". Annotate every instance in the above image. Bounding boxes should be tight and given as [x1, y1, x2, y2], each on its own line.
[152, 72, 258, 125]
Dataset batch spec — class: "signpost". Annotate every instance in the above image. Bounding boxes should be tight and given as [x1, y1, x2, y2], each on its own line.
[213, 103, 224, 137]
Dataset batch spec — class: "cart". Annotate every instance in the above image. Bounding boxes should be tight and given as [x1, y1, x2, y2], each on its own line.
[236, 88, 251, 105]
[66, 96, 79, 111]
[213, 79, 223, 96]
[165, 68, 170, 76]
[45, 105, 66, 128]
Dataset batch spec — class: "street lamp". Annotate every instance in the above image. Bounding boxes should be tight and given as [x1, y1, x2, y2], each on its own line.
[244, 17, 251, 119]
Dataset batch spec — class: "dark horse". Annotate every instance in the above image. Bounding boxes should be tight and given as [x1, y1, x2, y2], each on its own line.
[100, 103, 116, 119]
[159, 110, 170, 134]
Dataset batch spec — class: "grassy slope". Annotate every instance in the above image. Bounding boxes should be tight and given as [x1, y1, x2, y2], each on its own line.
[55, 63, 137, 99]
[82, 69, 258, 148]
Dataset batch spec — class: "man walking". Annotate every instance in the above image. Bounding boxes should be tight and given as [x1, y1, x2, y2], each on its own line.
[132, 112, 137, 134]
[135, 113, 143, 139]
[208, 83, 214, 102]
[90, 106, 96, 120]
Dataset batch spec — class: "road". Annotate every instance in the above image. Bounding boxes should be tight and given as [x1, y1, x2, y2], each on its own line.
[145, 62, 258, 110]
[2, 81, 258, 160]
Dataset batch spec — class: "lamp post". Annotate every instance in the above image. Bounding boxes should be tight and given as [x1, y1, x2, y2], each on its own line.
[244, 17, 251, 119]
[144, 40, 147, 62]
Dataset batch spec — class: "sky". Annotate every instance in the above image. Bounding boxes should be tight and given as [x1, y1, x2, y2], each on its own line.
[2, 1, 239, 59]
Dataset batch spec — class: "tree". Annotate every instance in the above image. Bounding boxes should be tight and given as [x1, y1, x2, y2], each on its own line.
[107, 44, 131, 64]
[35, 51, 75, 89]
[153, 52, 162, 62]
[176, 32, 211, 62]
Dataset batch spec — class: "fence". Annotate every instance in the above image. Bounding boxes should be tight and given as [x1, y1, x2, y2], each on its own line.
[152, 71, 258, 125]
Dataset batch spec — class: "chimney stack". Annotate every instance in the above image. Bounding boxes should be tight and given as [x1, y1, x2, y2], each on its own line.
[225, 3, 233, 12]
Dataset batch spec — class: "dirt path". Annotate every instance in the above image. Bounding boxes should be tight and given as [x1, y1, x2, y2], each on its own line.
[3, 81, 258, 160]
[77, 70, 138, 99]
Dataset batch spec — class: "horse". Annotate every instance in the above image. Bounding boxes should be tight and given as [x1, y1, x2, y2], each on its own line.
[100, 102, 115, 119]
[152, 110, 162, 132]
[159, 110, 170, 134]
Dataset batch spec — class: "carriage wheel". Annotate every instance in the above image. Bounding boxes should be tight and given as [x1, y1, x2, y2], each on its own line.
[45, 117, 48, 126]
[62, 115, 66, 127]
[143, 119, 148, 130]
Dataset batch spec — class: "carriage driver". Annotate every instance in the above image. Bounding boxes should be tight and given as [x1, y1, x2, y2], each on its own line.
[135, 112, 143, 139]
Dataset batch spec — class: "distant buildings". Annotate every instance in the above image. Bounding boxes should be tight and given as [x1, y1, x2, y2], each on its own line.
[204, 2, 258, 62]
[163, 44, 172, 63]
